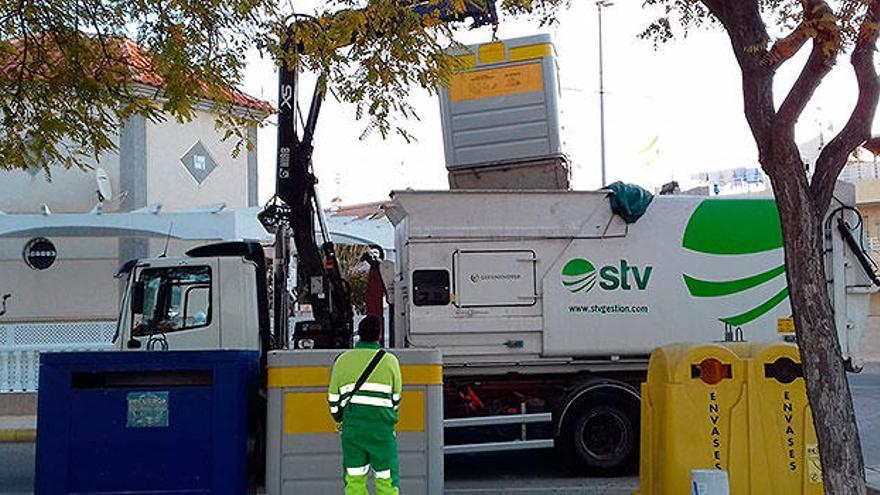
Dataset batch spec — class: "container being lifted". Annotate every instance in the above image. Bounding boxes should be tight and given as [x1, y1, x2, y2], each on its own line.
[438, 34, 569, 190]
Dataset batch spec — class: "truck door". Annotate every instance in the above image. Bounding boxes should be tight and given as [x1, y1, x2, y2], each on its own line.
[453, 250, 538, 307]
[124, 259, 221, 350]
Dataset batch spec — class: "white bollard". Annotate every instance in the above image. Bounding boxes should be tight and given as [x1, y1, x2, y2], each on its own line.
[691, 469, 730, 495]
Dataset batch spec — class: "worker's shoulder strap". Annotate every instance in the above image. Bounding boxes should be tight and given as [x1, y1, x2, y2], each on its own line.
[350, 349, 386, 398]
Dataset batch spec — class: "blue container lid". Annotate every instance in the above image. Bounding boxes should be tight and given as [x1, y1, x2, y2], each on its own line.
[40, 350, 260, 368]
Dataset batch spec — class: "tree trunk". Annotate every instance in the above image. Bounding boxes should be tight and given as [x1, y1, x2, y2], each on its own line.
[770, 172, 866, 494]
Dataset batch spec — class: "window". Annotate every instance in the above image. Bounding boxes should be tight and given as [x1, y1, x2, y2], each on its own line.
[132, 266, 211, 337]
[412, 269, 450, 306]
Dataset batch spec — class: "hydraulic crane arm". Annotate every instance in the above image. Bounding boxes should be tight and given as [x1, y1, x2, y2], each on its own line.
[259, 1, 498, 351]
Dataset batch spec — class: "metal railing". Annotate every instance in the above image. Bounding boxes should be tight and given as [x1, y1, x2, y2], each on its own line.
[443, 411, 554, 454]
[0, 321, 116, 392]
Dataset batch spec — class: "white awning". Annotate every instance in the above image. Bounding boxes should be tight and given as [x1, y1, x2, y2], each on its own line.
[0, 206, 395, 258]
[324, 211, 394, 259]
[0, 207, 273, 242]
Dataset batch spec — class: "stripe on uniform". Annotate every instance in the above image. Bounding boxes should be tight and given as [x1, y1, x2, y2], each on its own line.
[346, 465, 370, 476]
[349, 395, 394, 408]
[340, 382, 392, 395]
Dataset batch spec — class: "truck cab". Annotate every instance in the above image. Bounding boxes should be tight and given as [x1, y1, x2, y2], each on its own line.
[115, 241, 268, 352]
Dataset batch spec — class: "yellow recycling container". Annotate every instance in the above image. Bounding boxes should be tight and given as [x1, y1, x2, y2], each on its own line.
[635, 342, 824, 495]
[745, 343, 823, 493]
[636, 343, 750, 495]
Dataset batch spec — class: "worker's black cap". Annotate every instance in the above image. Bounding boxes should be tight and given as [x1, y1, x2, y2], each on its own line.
[358, 315, 381, 342]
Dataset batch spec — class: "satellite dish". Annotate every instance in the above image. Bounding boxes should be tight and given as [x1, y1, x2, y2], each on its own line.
[96, 168, 112, 203]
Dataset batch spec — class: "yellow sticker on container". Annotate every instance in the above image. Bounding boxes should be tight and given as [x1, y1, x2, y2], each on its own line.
[449, 62, 543, 102]
[509, 43, 553, 62]
[777, 317, 795, 334]
[478, 42, 506, 64]
[284, 390, 427, 434]
[806, 444, 822, 484]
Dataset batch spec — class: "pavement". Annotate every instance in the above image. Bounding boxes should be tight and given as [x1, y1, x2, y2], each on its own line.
[869, 467, 880, 495]
[445, 451, 638, 494]
[0, 442, 33, 495]
[0, 411, 35, 495]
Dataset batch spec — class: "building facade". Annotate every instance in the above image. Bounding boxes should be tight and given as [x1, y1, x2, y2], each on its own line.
[1, 108, 261, 216]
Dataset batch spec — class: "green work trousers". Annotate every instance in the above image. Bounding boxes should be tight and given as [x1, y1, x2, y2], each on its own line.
[341, 425, 399, 495]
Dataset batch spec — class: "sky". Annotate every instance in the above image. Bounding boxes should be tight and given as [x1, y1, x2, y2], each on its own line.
[239, 1, 866, 206]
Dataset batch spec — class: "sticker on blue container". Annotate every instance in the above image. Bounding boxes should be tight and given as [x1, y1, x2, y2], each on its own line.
[127, 391, 169, 428]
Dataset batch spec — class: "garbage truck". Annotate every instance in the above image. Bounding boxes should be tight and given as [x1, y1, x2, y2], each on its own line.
[112, 182, 877, 475]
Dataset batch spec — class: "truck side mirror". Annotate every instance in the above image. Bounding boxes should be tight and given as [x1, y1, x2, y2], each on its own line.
[131, 281, 145, 314]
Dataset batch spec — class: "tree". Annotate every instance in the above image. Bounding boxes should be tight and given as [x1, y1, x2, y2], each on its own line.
[643, 1, 879, 493]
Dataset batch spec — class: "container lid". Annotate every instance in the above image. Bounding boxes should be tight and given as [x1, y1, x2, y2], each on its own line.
[449, 33, 555, 68]
[40, 350, 260, 368]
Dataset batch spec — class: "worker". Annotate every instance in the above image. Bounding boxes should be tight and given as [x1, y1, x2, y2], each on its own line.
[328, 315, 402, 495]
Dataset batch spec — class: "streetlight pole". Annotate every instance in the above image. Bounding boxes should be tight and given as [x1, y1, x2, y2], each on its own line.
[597, 1, 612, 187]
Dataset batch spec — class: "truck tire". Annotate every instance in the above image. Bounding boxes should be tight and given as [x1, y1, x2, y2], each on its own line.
[557, 386, 639, 476]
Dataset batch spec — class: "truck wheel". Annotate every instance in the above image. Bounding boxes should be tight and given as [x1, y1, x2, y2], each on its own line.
[558, 392, 639, 475]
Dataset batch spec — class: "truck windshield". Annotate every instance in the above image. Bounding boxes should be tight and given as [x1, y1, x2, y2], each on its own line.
[132, 266, 212, 337]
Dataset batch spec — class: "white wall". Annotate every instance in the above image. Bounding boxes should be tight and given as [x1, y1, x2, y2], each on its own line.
[0, 109, 256, 215]
[146, 109, 250, 211]
[0, 237, 121, 322]
[0, 143, 120, 215]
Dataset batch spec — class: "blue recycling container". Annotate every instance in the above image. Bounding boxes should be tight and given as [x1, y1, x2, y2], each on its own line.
[35, 350, 260, 494]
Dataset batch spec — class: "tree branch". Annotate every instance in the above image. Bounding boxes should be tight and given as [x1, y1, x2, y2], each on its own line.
[10, 0, 30, 124]
[811, 0, 880, 210]
[774, 40, 834, 130]
[700, 0, 724, 20]
[774, 1, 839, 146]
[767, 24, 810, 69]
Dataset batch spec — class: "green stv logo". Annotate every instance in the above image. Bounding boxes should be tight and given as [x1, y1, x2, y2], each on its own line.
[562, 258, 652, 294]
[562, 259, 597, 293]
[682, 199, 788, 326]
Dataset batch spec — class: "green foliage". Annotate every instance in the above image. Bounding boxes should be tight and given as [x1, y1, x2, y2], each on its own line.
[335, 243, 370, 314]
[1, 0, 565, 176]
[639, 0, 715, 47]
[640, 0, 867, 49]
[498, 0, 568, 26]
[273, 0, 462, 143]
[0, 0, 274, 175]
